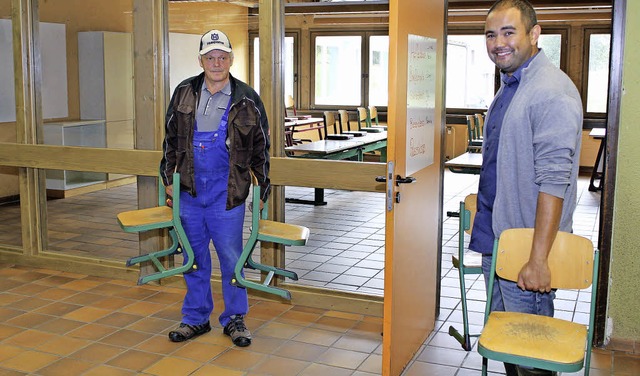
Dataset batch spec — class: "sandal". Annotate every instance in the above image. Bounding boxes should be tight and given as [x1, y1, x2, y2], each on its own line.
[168, 321, 211, 342]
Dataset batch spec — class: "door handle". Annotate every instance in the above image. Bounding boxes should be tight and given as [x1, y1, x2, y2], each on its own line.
[375, 176, 387, 182]
[395, 175, 416, 186]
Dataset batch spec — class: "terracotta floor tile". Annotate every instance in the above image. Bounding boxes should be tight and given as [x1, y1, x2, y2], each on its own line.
[0, 350, 60, 373]
[254, 321, 305, 340]
[70, 342, 126, 363]
[35, 336, 91, 356]
[240, 336, 286, 355]
[135, 334, 184, 355]
[91, 296, 137, 311]
[81, 364, 138, 376]
[310, 316, 358, 333]
[59, 279, 104, 291]
[0, 344, 23, 362]
[35, 287, 79, 301]
[63, 291, 107, 306]
[251, 354, 310, 376]
[332, 335, 381, 353]
[33, 301, 82, 317]
[0, 293, 23, 306]
[106, 349, 163, 372]
[67, 323, 115, 341]
[0, 307, 24, 322]
[171, 342, 228, 362]
[190, 364, 245, 376]
[125, 316, 175, 334]
[275, 309, 322, 326]
[6, 312, 56, 328]
[275, 340, 328, 362]
[36, 357, 95, 376]
[0, 324, 23, 340]
[3, 329, 56, 348]
[96, 312, 144, 327]
[99, 328, 153, 348]
[292, 327, 342, 347]
[297, 362, 354, 376]
[316, 347, 369, 369]
[211, 348, 267, 371]
[143, 356, 201, 376]
[63, 306, 112, 323]
[119, 300, 166, 316]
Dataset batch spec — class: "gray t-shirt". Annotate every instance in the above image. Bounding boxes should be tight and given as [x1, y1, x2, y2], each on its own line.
[195, 81, 231, 131]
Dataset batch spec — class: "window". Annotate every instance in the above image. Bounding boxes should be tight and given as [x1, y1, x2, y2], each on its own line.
[446, 35, 495, 109]
[251, 34, 296, 101]
[585, 33, 611, 113]
[311, 32, 388, 109]
[314, 35, 362, 106]
[446, 32, 565, 110]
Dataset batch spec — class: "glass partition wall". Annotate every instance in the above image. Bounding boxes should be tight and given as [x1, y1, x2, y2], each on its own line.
[0, 0, 22, 249]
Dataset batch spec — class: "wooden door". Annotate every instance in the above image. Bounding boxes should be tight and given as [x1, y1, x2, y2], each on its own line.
[382, 0, 446, 374]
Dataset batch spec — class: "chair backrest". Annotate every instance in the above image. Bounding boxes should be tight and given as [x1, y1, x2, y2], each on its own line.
[462, 194, 477, 235]
[285, 94, 296, 116]
[465, 115, 477, 142]
[338, 110, 351, 133]
[474, 113, 484, 138]
[323, 111, 337, 135]
[368, 105, 379, 126]
[495, 228, 595, 289]
[357, 107, 369, 129]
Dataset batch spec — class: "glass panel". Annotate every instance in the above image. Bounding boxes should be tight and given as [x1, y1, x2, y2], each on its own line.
[0, 0, 22, 248]
[314, 35, 362, 106]
[538, 34, 561, 68]
[446, 35, 495, 109]
[39, 0, 136, 260]
[369, 35, 389, 108]
[587, 33, 611, 113]
[252, 36, 295, 99]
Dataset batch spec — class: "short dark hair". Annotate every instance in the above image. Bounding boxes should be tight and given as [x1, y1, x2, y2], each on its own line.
[488, 0, 538, 32]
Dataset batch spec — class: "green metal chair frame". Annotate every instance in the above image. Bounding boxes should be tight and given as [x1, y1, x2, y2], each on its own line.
[479, 229, 600, 375]
[466, 114, 483, 153]
[231, 174, 310, 300]
[117, 172, 197, 285]
[448, 194, 483, 351]
[356, 107, 383, 133]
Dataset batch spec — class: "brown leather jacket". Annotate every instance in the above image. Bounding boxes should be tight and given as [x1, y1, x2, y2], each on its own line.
[160, 73, 270, 209]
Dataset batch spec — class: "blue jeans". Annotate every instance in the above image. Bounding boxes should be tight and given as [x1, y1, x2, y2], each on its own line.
[482, 254, 555, 316]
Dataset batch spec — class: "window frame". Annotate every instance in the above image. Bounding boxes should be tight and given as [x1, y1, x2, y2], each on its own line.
[582, 27, 612, 118]
[309, 29, 388, 112]
[249, 30, 300, 105]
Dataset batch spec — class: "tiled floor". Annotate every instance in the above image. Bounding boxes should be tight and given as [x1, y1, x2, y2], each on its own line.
[1, 172, 639, 375]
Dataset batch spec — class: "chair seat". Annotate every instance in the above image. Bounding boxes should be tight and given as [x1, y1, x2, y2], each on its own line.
[479, 311, 587, 367]
[258, 219, 310, 245]
[452, 251, 483, 269]
[117, 206, 173, 232]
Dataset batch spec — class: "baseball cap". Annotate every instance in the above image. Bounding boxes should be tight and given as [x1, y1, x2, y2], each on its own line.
[199, 29, 232, 55]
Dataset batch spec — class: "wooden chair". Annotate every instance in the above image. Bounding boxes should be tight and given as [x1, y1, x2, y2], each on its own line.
[474, 113, 485, 139]
[231, 173, 310, 300]
[368, 105, 379, 126]
[117, 172, 197, 285]
[323, 111, 339, 135]
[466, 114, 483, 152]
[357, 107, 383, 133]
[448, 194, 483, 351]
[338, 109, 366, 136]
[479, 228, 599, 376]
[285, 94, 297, 117]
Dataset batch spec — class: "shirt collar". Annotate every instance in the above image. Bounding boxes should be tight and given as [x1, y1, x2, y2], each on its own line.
[501, 49, 540, 85]
[201, 80, 232, 96]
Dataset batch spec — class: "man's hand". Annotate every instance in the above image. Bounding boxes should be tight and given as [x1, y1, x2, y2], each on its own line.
[517, 259, 552, 293]
[165, 186, 174, 207]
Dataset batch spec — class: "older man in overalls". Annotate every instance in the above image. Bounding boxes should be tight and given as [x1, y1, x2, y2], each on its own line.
[160, 29, 271, 347]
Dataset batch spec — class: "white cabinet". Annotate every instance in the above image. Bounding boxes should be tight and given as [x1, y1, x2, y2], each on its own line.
[43, 120, 107, 191]
[78, 31, 134, 179]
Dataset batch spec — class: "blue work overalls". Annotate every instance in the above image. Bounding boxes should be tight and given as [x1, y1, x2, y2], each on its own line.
[179, 101, 248, 328]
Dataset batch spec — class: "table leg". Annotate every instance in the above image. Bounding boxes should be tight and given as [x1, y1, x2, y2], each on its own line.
[589, 137, 605, 192]
[285, 188, 327, 206]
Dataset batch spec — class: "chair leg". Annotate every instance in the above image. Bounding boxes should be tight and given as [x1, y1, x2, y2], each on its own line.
[449, 265, 474, 350]
[127, 228, 198, 285]
[231, 237, 298, 300]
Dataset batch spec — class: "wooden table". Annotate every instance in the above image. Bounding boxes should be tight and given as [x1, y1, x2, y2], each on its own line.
[283, 132, 387, 205]
[444, 152, 482, 175]
[588, 127, 606, 192]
